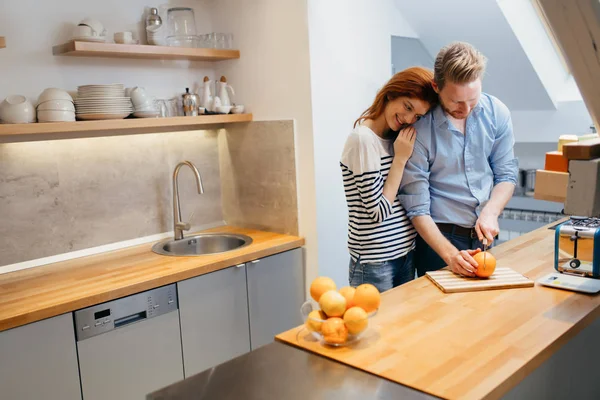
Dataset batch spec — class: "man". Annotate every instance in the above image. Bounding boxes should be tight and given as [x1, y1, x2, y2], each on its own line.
[399, 42, 518, 277]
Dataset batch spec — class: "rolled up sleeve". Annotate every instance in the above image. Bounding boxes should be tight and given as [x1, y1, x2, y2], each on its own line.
[355, 171, 394, 223]
[490, 106, 518, 186]
[399, 137, 431, 218]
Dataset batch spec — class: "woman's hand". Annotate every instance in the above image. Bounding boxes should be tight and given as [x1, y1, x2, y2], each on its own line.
[393, 126, 416, 163]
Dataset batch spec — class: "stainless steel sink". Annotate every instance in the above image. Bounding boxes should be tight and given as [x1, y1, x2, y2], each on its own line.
[152, 233, 253, 257]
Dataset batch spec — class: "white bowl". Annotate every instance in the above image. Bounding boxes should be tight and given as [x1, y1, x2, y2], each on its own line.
[37, 110, 76, 122]
[231, 105, 245, 114]
[0, 95, 36, 123]
[216, 105, 232, 114]
[38, 88, 73, 105]
[37, 99, 76, 112]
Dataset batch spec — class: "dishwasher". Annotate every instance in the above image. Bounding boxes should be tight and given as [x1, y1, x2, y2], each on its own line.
[74, 284, 184, 400]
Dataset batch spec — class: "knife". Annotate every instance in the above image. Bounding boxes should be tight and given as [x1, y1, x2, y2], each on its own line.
[482, 238, 488, 269]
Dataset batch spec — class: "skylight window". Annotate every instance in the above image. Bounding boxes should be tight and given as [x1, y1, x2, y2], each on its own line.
[497, 0, 582, 102]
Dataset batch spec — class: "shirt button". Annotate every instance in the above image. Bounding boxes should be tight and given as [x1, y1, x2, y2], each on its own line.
[467, 168, 471, 172]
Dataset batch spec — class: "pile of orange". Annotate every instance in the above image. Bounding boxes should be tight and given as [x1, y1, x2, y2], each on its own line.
[306, 277, 381, 344]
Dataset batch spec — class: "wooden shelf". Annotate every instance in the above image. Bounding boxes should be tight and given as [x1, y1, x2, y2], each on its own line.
[52, 41, 239, 61]
[0, 37, 5, 49]
[0, 114, 252, 142]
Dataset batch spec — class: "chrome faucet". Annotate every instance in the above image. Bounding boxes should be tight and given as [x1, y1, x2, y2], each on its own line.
[172, 161, 204, 241]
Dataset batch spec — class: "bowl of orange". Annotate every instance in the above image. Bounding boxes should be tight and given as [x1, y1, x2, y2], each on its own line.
[301, 277, 380, 346]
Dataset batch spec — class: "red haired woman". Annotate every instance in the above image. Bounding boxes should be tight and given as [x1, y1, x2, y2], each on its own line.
[340, 67, 438, 292]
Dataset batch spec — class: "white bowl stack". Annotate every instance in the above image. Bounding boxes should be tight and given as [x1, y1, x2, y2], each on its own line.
[36, 88, 75, 122]
[75, 84, 133, 120]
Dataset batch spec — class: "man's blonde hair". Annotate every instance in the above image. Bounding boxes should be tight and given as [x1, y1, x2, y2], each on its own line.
[434, 42, 487, 90]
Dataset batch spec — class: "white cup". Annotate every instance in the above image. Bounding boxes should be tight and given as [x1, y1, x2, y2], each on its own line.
[114, 31, 133, 44]
[79, 18, 105, 37]
[73, 25, 93, 38]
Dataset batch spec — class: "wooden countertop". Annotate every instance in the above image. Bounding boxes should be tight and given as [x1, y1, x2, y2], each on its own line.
[276, 222, 600, 400]
[0, 226, 304, 333]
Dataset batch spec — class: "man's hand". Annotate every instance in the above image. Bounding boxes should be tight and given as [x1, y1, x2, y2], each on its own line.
[446, 248, 481, 277]
[475, 210, 499, 243]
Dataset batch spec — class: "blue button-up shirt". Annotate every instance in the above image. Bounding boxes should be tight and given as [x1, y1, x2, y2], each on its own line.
[399, 93, 518, 228]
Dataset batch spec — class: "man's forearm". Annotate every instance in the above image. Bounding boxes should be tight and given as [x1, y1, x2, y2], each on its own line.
[412, 215, 457, 265]
[482, 182, 515, 216]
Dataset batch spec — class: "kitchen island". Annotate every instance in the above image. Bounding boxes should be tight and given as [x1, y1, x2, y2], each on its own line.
[276, 221, 600, 400]
[147, 341, 438, 400]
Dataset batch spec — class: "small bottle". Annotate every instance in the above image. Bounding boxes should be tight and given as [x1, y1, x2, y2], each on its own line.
[146, 8, 162, 32]
[182, 88, 199, 117]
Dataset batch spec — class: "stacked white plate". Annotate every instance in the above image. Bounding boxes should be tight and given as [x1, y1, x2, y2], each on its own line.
[75, 84, 133, 120]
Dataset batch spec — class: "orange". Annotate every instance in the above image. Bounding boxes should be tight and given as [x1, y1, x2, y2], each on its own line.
[321, 317, 348, 344]
[305, 310, 327, 333]
[319, 290, 347, 317]
[343, 306, 368, 334]
[473, 251, 496, 278]
[338, 286, 356, 310]
[352, 283, 380, 313]
[310, 276, 337, 302]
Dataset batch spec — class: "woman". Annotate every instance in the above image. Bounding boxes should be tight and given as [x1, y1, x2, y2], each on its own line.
[340, 67, 437, 292]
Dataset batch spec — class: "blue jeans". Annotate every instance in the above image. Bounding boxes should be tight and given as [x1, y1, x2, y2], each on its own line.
[414, 231, 489, 277]
[348, 251, 415, 293]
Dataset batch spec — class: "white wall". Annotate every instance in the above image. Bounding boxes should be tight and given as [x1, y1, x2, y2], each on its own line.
[307, 0, 417, 288]
[512, 100, 593, 142]
[0, 0, 215, 102]
[391, 36, 433, 74]
[209, 0, 318, 292]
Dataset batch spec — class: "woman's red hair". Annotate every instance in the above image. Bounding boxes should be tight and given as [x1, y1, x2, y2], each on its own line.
[354, 66, 437, 129]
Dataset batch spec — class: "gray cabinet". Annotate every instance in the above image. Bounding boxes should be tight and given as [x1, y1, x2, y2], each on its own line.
[178, 264, 251, 377]
[0, 313, 81, 400]
[246, 248, 304, 350]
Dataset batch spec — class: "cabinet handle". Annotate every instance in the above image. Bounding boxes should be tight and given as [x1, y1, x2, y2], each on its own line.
[235, 263, 245, 268]
[250, 260, 260, 264]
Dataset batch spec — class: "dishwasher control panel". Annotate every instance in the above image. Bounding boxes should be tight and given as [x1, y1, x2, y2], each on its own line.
[74, 284, 178, 341]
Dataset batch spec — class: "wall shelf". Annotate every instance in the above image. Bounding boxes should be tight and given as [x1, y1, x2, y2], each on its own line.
[0, 37, 5, 49]
[0, 114, 252, 143]
[52, 41, 240, 61]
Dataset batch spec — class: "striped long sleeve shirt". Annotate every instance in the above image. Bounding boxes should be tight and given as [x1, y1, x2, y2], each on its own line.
[340, 125, 416, 263]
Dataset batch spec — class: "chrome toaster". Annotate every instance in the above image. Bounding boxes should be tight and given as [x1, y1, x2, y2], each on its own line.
[555, 217, 600, 278]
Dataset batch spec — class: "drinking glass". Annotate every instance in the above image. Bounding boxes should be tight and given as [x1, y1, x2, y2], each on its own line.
[167, 7, 197, 37]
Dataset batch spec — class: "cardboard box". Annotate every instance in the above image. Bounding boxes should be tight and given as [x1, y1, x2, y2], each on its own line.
[544, 151, 569, 172]
[563, 138, 600, 160]
[565, 159, 600, 217]
[534, 170, 569, 203]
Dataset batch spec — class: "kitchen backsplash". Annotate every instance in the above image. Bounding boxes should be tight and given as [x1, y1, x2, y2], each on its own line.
[219, 120, 299, 235]
[0, 130, 223, 266]
[0, 121, 300, 267]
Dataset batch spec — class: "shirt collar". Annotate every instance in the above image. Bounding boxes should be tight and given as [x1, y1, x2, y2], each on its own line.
[433, 101, 484, 127]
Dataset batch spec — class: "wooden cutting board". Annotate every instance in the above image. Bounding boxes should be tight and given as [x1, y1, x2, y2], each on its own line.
[426, 267, 534, 293]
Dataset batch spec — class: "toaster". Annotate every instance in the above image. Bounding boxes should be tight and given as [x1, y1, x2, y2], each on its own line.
[555, 217, 600, 278]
